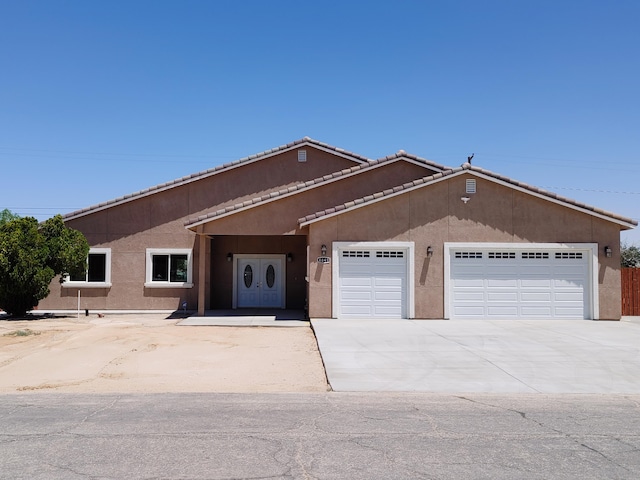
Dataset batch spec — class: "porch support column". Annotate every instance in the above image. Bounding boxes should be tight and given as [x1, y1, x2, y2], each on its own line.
[197, 232, 207, 316]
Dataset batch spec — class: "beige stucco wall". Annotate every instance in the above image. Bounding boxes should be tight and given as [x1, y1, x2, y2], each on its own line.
[307, 174, 624, 320]
[39, 146, 359, 312]
[199, 160, 430, 236]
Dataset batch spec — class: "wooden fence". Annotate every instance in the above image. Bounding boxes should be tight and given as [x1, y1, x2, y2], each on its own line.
[622, 268, 640, 316]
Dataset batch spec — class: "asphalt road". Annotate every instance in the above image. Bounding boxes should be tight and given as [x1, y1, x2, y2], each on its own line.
[1, 393, 639, 479]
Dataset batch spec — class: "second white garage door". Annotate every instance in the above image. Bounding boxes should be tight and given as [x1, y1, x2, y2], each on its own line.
[338, 249, 408, 318]
[449, 246, 593, 320]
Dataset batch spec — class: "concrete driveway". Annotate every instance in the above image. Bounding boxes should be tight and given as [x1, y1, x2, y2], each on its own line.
[311, 318, 640, 393]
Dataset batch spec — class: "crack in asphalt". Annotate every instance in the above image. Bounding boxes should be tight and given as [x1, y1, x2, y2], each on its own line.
[455, 395, 636, 474]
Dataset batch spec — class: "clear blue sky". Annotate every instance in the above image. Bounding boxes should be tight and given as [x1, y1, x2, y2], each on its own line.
[1, 1, 639, 243]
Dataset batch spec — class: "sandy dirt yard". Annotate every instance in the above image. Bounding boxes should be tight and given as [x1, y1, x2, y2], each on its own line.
[0, 314, 329, 394]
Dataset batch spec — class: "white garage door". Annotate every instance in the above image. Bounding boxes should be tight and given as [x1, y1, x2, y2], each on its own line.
[338, 249, 407, 318]
[450, 248, 590, 319]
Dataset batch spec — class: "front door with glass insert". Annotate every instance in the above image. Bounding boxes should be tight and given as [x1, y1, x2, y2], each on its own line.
[236, 256, 284, 308]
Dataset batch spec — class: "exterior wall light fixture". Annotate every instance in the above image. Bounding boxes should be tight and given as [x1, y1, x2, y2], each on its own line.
[604, 246, 612, 258]
[427, 246, 434, 257]
[461, 196, 471, 204]
[321, 244, 327, 256]
[287, 253, 293, 262]
[227, 253, 233, 262]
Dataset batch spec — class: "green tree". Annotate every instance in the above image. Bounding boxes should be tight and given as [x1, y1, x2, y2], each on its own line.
[0, 215, 89, 316]
[0, 208, 19, 225]
[621, 242, 640, 268]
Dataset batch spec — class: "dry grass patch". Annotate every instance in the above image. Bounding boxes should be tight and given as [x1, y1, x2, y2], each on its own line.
[3, 329, 41, 337]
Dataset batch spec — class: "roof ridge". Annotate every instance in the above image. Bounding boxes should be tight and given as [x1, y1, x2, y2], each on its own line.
[63, 137, 369, 221]
[376, 151, 449, 171]
[184, 154, 438, 227]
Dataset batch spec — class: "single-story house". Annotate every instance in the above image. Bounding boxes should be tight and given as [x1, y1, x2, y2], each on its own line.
[39, 138, 637, 320]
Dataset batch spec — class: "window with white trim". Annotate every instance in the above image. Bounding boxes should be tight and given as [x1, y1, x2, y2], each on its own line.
[64, 248, 112, 288]
[145, 249, 193, 288]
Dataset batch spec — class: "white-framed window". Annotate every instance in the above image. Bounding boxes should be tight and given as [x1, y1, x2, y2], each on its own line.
[145, 248, 193, 288]
[63, 248, 112, 288]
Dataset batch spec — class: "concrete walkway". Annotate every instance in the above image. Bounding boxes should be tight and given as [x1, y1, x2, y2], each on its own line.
[178, 309, 308, 327]
[311, 318, 640, 393]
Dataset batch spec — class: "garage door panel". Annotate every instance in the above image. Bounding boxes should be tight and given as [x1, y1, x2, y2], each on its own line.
[374, 290, 403, 300]
[453, 305, 486, 316]
[486, 278, 519, 287]
[341, 305, 373, 315]
[554, 307, 584, 317]
[520, 278, 553, 288]
[520, 306, 553, 317]
[487, 306, 519, 316]
[452, 264, 484, 274]
[374, 280, 404, 290]
[339, 248, 408, 318]
[340, 265, 373, 275]
[486, 265, 518, 272]
[487, 291, 519, 302]
[373, 305, 402, 318]
[453, 291, 485, 301]
[340, 277, 373, 287]
[521, 266, 553, 275]
[341, 291, 373, 301]
[555, 291, 584, 301]
[554, 279, 585, 288]
[520, 292, 553, 302]
[453, 278, 486, 288]
[450, 247, 590, 320]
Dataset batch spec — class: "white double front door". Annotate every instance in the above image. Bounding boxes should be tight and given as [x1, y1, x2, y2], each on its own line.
[235, 255, 285, 308]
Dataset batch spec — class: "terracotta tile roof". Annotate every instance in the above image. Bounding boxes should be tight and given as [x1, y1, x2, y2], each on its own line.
[298, 163, 638, 228]
[63, 137, 371, 221]
[184, 154, 446, 228]
[376, 150, 448, 171]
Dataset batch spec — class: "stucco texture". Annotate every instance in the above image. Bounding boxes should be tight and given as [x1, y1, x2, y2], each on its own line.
[307, 174, 622, 319]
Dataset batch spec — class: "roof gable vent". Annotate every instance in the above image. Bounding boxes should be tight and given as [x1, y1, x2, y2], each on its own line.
[297, 150, 307, 162]
[466, 179, 476, 194]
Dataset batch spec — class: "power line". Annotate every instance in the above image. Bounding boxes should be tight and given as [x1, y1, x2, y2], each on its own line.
[0, 146, 236, 159]
[5, 207, 81, 210]
[1, 145, 639, 168]
[540, 186, 640, 195]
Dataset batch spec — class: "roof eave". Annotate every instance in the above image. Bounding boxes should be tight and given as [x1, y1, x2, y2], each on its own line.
[299, 167, 637, 230]
[183, 156, 452, 229]
[64, 137, 369, 222]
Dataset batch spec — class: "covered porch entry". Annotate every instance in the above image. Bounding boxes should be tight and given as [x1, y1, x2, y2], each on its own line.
[202, 235, 308, 315]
